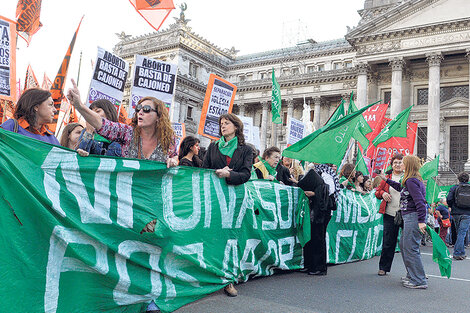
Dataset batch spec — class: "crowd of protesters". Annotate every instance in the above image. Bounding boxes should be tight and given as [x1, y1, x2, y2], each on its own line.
[3, 85, 470, 308]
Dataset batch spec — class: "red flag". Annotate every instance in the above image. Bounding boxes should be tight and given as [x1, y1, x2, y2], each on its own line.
[69, 106, 79, 124]
[0, 100, 15, 123]
[24, 64, 40, 90]
[118, 104, 132, 125]
[48, 17, 83, 133]
[41, 73, 53, 90]
[129, 0, 175, 31]
[16, 0, 43, 46]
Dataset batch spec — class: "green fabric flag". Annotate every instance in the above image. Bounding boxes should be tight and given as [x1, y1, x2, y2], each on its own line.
[426, 226, 452, 278]
[348, 93, 373, 149]
[372, 105, 412, 146]
[93, 133, 111, 143]
[356, 152, 369, 176]
[325, 99, 346, 127]
[426, 178, 452, 204]
[271, 69, 282, 124]
[283, 102, 375, 166]
[327, 190, 383, 263]
[420, 155, 439, 181]
[0, 128, 310, 313]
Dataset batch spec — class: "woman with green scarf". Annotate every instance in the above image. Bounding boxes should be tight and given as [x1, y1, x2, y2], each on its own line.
[252, 146, 281, 181]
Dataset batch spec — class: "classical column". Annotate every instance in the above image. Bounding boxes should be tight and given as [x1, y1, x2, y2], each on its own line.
[287, 98, 294, 121]
[465, 50, 470, 171]
[356, 62, 369, 108]
[260, 101, 269, 150]
[238, 102, 245, 117]
[271, 122, 277, 147]
[426, 53, 443, 160]
[389, 58, 405, 118]
[171, 98, 180, 122]
[313, 96, 321, 130]
[368, 72, 378, 105]
[341, 92, 350, 113]
[178, 96, 188, 122]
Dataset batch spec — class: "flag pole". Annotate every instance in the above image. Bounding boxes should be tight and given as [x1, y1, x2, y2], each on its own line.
[77, 51, 83, 86]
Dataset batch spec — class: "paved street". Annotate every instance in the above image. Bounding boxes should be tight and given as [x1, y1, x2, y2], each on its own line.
[176, 245, 470, 313]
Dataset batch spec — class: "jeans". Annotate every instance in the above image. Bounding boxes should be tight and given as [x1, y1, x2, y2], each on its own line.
[400, 212, 426, 286]
[453, 215, 470, 257]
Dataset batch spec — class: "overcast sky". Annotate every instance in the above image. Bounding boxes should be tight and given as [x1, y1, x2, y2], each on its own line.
[4, 0, 365, 95]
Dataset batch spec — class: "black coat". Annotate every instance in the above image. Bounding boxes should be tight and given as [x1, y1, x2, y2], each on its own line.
[276, 163, 295, 186]
[298, 169, 332, 223]
[179, 155, 202, 167]
[202, 142, 253, 185]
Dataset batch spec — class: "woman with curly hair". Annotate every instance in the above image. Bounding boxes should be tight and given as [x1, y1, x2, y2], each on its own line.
[67, 79, 178, 167]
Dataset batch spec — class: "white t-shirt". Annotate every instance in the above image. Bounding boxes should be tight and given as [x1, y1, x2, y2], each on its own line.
[385, 173, 402, 217]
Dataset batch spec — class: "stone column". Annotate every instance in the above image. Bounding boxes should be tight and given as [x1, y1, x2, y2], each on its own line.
[260, 101, 269, 150]
[238, 102, 246, 117]
[426, 53, 443, 160]
[287, 98, 294, 121]
[178, 96, 188, 122]
[342, 92, 350, 113]
[356, 62, 369, 108]
[271, 122, 277, 147]
[171, 97, 181, 122]
[313, 96, 321, 130]
[465, 50, 470, 171]
[389, 57, 405, 118]
[368, 72, 378, 105]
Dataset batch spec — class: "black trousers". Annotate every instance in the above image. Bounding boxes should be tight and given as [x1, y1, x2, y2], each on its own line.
[303, 213, 331, 272]
[379, 213, 401, 272]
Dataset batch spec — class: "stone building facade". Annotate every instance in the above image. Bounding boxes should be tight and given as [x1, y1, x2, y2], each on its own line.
[114, 0, 470, 178]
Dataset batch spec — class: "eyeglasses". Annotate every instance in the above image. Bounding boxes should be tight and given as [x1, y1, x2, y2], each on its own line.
[135, 104, 158, 114]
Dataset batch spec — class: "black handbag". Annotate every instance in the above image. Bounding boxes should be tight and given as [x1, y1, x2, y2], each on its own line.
[394, 210, 403, 227]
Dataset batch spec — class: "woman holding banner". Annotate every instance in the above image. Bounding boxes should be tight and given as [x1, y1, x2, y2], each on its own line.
[67, 79, 178, 167]
[1, 88, 59, 145]
[375, 153, 404, 276]
[378, 155, 428, 289]
[202, 113, 253, 297]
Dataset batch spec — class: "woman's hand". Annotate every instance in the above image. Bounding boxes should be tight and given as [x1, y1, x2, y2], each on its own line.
[377, 170, 387, 181]
[166, 156, 178, 168]
[67, 79, 83, 109]
[382, 192, 392, 202]
[304, 191, 315, 197]
[289, 176, 298, 184]
[215, 166, 231, 178]
[267, 175, 275, 181]
[77, 148, 89, 157]
[418, 222, 427, 234]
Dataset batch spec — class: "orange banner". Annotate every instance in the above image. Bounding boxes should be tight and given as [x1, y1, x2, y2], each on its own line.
[41, 72, 52, 90]
[16, 0, 43, 46]
[48, 17, 83, 133]
[129, 0, 175, 31]
[24, 64, 39, 90]
[0, 16, 17, 104]
[0, 99, 15, 123]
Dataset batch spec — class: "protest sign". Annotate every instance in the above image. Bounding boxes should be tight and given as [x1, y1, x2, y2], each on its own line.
[172, 122, 186, 152]
[327, 190, 383, 263]
[0, 16, 17, 103]
[287, 117, 305, 147]
[239, 115, 254, 144]
[198, 74, 237, 140]
[252, 126, 261, 151]
[87, 47, 129, 108]
[16, 0, 42, 46]
[0, 128, 309, 313]
[129, 54, 177, 117]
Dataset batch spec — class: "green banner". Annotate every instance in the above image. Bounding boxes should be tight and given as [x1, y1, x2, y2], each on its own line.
[327, 190, 383, 263]
[0, 129, 310, 313]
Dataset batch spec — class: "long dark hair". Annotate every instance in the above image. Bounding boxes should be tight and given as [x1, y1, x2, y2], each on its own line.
[218, 113, 245, 145]
[178, 135, 200, 160]
[14, 88, 52, 127]
[89, 99, 118, 122]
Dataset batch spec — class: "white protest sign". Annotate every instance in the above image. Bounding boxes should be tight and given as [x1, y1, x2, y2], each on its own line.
[252, 126, 261, 151]
[287, 117, 305, 146]
[172, 122, 186, 152]
[87, 47, 129, 107]
[238, 115, 254, 144]
[129, 54, 177, 116]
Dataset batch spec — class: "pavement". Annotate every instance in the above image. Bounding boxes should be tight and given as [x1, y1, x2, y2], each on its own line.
[175, 245, 470, 313]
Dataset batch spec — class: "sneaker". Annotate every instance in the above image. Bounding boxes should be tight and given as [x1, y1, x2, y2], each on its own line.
[401, 276, 410, 283]
[224, 283, 238, 297]
[402, 281, 428, 289]
[453, 255, 466, 260]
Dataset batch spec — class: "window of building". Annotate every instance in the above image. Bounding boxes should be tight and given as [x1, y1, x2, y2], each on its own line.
[189, 62, 198, 78]
[186, 106, 193, 120]
[246, 74, 253, 81]
[384, 91, 391, 104]
[238, 75, 245, 82]
[291, 68, 300, 75]
[307, 66, 315, 73]
[310, 110, 314, 122]
[417, 85, 469, 105]
[283, 112, 288, 126]
[282, 68, 290, 76]
[333, 62, 341, 70]
[345, 61, 353, 68]
[259, 113, 263, 127]
[416, 127, 427, 160]
[260, 72, 266, 79]
[317, 64, 325, 72]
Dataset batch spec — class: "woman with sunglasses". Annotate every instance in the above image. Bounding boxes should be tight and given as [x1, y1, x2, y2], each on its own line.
[67, 79, 178, 167]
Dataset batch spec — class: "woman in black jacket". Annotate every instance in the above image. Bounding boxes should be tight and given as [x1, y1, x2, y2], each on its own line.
[202, 113, 253, 297]
[202, 113, 253, 186]
[178, 135, 202, 167]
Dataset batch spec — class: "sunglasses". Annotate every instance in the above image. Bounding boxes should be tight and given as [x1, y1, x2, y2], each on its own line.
[135, 104, 158, 114]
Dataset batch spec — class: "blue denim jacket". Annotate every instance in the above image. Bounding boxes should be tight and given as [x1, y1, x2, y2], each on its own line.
[77, 130, 122, 157]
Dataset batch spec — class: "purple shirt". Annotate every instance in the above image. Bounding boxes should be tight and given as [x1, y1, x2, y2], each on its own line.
[386, 177, 427, 223]
[0, 119, 60, 145]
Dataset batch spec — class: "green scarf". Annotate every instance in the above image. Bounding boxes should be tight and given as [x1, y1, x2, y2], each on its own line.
[261, 159, 277, 177]
[217, 136, 238, 158]
[93, 133, 111, 144]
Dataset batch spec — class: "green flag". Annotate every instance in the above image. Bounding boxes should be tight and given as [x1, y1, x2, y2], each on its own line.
[425, 177, 452, 204]
[0, 128, 310, 313]
[271, 69, 282, 124]
[426, 226, 452, 278]
[372, 105, 413, 146]
[348, 92, 373, 149]
[283, 102, 375, 165]
[325, 99, 346, 127]
[420, 155, 439, 181]
[356, 152, 369, 176]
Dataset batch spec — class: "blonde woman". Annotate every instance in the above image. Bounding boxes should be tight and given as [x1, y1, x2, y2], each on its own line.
[378, 155, 428, 289]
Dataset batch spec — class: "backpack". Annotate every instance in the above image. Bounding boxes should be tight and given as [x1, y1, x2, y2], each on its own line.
[455, 183, 470, 210]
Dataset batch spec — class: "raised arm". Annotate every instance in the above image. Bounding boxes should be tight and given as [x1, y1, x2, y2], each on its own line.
[67, 79, 102, 130]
